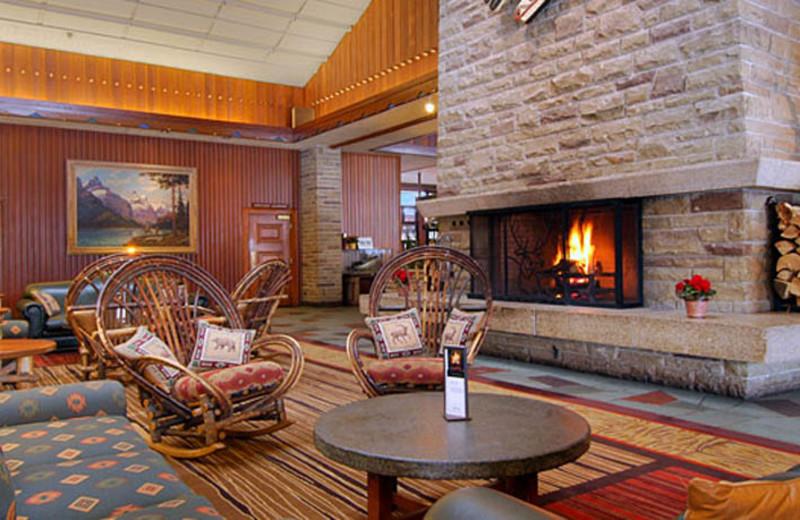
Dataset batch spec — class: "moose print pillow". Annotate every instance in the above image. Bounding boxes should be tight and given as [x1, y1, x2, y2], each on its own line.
[191, 321, 256, 370]
[365, 308, 425, 359]
[441, 308, 485, 352]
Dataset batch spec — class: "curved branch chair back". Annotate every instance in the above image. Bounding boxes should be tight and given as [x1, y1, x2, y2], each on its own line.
[95, 255, 304, 458]
[232, 259, 291, 339]
[347, 246, 493, 397]
[66, 253, 135, 380]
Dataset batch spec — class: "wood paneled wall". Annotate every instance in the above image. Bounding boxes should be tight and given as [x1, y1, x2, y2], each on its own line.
[0, 43, 303, 127]
[342, 153, 401, 252]
[0, 122, 298, 305]
[303, 0, 438, 118]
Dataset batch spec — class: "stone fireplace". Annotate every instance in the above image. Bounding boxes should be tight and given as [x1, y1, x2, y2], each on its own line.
[418, 0, 800, 397]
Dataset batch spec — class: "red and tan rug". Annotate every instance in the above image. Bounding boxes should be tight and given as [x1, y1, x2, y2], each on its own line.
[31, 342, 800, 520]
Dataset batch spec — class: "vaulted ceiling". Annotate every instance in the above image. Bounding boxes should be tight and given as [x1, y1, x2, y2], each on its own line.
[0, 0, 371, 86]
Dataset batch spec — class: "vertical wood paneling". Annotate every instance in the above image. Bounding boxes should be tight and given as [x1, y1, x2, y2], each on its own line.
[303, 0, 438, 117]
[0, 123, 298, 306]
[0, 42, 303, 127]
[341, 153, 401, 252]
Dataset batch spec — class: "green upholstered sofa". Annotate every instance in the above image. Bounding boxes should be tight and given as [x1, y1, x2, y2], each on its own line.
[17, 281, 83, 350]
[0, 380, 221, 519]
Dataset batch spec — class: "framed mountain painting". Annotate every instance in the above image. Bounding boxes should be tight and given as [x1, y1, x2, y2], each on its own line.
[67, 160, 198, 254]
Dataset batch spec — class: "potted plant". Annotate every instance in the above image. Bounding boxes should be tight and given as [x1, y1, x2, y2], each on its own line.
[675, 275, 716, 319]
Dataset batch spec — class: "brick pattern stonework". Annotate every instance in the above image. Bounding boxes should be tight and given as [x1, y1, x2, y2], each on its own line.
[300, 146, 343, 304]
[438, 0, 755, 198]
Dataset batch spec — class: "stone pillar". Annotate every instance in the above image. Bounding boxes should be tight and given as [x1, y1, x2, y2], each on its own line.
[300, 146, 343, 304]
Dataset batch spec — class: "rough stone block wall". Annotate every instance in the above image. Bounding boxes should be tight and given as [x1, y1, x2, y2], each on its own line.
[644, 189, 773, 313]
[300, 146, 343, 304]
[740, 0, 800, 162]
[438, 0, 749, 198]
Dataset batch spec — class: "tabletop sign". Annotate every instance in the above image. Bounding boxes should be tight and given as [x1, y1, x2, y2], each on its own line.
[443, 345, 470, 421]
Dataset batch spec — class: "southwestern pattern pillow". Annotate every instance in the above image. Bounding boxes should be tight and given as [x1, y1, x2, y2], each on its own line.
[113, 327, 181, 386]
[441, 308, 485, 351]
[190, 321, 255, 370]
[29, 289, 61, 317]
[365, 308, 425, 359]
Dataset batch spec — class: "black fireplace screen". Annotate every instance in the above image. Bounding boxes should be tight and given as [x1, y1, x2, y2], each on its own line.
[470, 200, 642, 308]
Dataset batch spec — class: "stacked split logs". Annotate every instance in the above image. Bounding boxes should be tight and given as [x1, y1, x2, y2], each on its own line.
[773, 202, 800, 304]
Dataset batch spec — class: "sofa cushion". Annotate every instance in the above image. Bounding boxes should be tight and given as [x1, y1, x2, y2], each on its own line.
[0, 381, 127, 427]
[114, 494, 222, 519]
[0, 446, 16, 520]
[0, 416, 148, 471]
[29, 289, 61, 317]
[0, 319, 29, 339]
[685, 476, 800, 520]
[12, 449, 205, 520]
[43, 314, 70, 333]
[367, 357, 444, 390]
[172, 361, 283, 402]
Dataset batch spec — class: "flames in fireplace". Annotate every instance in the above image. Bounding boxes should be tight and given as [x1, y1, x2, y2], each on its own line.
[553, 220, 596, 275]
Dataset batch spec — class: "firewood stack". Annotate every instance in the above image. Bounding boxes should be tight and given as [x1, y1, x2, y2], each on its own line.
[773, 202, 800, 304]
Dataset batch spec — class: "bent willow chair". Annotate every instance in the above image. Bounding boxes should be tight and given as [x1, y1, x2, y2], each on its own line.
[66, 253, 133, 381]
[95, 255, 304, 458]
[346, 246, 493, 397]
[232, 259, 291, 340]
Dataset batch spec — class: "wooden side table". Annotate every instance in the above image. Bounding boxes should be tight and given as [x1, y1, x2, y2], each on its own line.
[0, 339, 57, 389]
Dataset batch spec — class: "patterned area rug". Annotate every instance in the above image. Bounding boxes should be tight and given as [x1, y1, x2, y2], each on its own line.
[30, 342, 800, 520]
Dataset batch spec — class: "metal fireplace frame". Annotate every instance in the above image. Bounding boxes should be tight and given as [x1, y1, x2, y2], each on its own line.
[469, 198, 643, 309]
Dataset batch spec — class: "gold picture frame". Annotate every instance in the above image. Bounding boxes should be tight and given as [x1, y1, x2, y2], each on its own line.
[67, 160, 198, 254]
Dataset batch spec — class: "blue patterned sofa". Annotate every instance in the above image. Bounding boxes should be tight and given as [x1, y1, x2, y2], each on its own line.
[0, 380, 221, 519]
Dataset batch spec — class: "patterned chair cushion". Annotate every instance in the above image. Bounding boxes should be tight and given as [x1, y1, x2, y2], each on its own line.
[0, 319, 29, 339]
[172, 361, 283, 402]
[441, 308, 485, 351]
[113, 327, 181, 387]
[0, 416, 148, 471]
[29, 289, 61, 317]
[365, 308, 426, 359]
[190, 321, 255, 370]
[0, 446, 15, 520]
[366, 357, 444, 390]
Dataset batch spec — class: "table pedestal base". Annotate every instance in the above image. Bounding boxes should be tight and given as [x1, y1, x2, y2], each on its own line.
[366, 472, 539, 520]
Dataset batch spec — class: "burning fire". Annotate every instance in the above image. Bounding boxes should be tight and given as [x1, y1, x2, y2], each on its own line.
[554, 221, 596, 274]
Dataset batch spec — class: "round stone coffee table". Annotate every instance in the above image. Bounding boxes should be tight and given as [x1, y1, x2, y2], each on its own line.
[314, 392, 590, 520]
[0, 339, 57, 389]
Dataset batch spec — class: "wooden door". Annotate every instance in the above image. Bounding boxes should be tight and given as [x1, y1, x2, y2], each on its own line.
[243, 208, 299, 306]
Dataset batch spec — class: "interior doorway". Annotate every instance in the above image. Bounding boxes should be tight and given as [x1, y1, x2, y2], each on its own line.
[243, 208, 299, 306]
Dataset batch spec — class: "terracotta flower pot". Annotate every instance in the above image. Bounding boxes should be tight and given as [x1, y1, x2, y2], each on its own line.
[684, 299, 709, 319]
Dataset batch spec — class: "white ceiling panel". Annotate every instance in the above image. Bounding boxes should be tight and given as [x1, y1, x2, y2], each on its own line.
[217, 4, 288, 32]
[138, 0, 221, 18]
[0, 3, 42, 23]
[0, 0, 372, 86]
[45, 0, 136, 19]
[210, 19, 279, 46]
[279, 34, 337, 58]
[133, 4, 213, 34]
[126, 25, 202, 50]
[43, 11, 128, 37]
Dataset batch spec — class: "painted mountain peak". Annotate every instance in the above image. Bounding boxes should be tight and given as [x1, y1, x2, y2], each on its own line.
[75, 169, 191, 249]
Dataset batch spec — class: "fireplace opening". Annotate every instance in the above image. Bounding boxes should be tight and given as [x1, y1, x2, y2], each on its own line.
[470, 200, 642, 308]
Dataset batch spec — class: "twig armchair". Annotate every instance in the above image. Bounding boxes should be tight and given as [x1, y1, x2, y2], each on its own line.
[95, 255, 304, 458]
[66, 253, 132, 381]
[232, 259, 291, 339]
[346, 246, 493, 397]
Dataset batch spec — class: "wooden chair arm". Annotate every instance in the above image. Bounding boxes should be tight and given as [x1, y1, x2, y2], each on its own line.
[346, 328, 380, 398]
[135, 355, 234, 417]
[250, 333, 305, 402]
